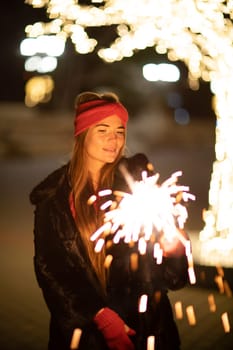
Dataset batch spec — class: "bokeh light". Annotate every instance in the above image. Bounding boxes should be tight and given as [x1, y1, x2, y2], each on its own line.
[142, 63, 180, 82]
[25, 75, 54, 107]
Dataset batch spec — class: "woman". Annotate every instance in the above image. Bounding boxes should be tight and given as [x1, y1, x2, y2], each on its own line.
[30, 91, 189, 350]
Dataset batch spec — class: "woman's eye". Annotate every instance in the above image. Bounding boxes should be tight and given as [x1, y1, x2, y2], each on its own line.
[98, 129, 107, 133]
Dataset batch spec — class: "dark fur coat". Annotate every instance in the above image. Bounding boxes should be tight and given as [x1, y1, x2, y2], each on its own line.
[30, 154, 189, 350]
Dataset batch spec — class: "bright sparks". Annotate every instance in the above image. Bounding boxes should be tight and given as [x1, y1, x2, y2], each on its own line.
[91, 169, 194, 243]
[90, 166, 195, 284]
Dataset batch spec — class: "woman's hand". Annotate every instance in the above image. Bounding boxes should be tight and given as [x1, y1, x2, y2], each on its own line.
[160, 228, 189, 257]
[93, 307, 136, 350]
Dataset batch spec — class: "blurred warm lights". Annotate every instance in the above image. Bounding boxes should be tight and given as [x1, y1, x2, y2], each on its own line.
[20, 35, 65, 56]
[20, 34, 64, 105]
[25, 55, 57, 73]
[25, 75, 54, 107]
[142, 63, 180, 82]
[24, 0, 233, 264]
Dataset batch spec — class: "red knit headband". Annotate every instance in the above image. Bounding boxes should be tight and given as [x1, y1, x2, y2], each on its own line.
[74, 99, 128, 136]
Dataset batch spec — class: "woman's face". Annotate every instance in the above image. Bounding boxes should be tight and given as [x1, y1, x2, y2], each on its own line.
[84, 115, 126, 171]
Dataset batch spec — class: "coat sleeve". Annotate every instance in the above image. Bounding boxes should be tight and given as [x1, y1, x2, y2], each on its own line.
[33, 200, 106, 342]
[133, 244, 189, 293]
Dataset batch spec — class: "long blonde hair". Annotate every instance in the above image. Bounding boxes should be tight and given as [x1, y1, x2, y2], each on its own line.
[69, 91, 127, 290]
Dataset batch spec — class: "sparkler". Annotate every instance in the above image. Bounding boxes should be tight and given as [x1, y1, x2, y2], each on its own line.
[90, 164, 196, 283]
[89, 164, 198, 348]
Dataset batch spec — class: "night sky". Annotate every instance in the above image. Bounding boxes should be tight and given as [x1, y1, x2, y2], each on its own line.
[1, 2, 47, 102]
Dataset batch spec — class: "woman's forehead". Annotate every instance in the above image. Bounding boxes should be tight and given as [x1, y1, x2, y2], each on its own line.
[95, 114, 125, 126]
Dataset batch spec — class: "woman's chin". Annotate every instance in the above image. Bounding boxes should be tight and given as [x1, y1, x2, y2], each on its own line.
[104, 153, 118, 163]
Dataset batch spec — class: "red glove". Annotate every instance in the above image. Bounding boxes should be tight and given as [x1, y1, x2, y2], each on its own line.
[93, 307, 136, 350]
[160, 229, 188, 257]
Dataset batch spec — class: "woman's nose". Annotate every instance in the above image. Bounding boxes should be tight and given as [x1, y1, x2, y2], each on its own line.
[108, 131, 117, 140]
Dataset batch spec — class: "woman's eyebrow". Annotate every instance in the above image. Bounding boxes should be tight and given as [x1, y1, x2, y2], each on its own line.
[95, 123, 125, 129]
[95, 123, 109, 127]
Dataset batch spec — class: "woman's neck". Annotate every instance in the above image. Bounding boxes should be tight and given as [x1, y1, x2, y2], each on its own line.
[92, 178, 99, 192]
[89, 169, 101, 192]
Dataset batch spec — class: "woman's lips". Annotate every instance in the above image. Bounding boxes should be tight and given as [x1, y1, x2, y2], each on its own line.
[103, 147, 116, 153]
